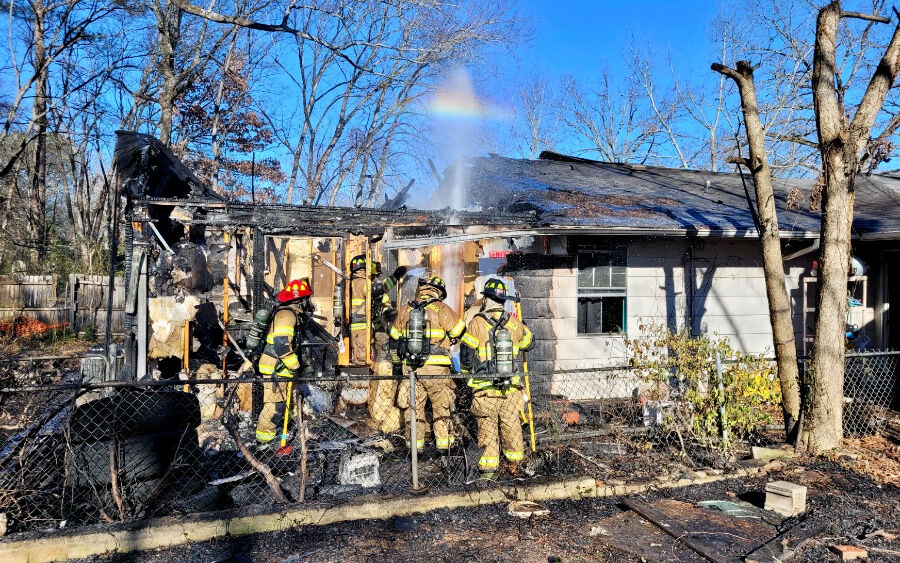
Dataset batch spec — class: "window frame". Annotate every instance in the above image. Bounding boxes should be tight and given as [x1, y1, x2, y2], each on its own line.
[576, 247, 627, 335]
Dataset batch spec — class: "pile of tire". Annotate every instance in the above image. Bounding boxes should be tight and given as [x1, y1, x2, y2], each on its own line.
[64, 388, 221, 518]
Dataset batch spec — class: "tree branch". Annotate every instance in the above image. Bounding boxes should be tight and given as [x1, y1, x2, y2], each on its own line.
[220, 385, 287, 503]
[872, 112, 900, 144]
[767, 133, 819, 148]
[710, 61, 758, 85]
[840, 11, 890, 23]
[725, 156, 751, 166]
[850, 13, 900, 151]
[168, 0, 399, 72]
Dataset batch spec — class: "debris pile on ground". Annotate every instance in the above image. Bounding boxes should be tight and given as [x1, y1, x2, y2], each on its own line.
[826, 434, 900, 486]
[77, 432, 900, 563]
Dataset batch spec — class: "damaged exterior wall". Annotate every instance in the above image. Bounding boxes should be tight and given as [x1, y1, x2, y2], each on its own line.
[386, 228, 895, 401]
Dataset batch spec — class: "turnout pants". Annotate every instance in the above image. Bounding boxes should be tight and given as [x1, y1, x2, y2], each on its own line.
[471, 389, 525, 471]
[350, 318, 367, 365]
[256, 353, 293, 443]
[397, 365, 455, 450]
[368, 360, 402, 433]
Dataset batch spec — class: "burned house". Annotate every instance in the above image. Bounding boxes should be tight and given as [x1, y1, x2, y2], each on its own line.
[115, 134, 900, 400]
[385, 151, 900, 399]
[2, 132, 897, 539]
[112, 132, 533, 383]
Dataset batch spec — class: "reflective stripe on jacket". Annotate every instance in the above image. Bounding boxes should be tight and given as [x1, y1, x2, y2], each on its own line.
[260, 307, 299, 373]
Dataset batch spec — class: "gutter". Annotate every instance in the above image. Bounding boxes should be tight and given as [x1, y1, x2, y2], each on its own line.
[783, 239, 820, 261]
[383, 226, 822, 249]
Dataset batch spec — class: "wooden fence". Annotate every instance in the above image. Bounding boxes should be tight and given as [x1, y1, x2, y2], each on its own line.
[0, 274, 125, 336]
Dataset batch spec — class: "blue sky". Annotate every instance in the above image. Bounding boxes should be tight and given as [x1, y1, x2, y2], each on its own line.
[517, 0, 721, 80]
[407, 0, 730, 204]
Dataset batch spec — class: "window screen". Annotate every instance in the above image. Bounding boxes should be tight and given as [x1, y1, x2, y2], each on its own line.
[577, 249, 626, 334]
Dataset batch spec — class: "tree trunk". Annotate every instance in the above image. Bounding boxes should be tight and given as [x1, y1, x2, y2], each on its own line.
[153, 1, 183, 146]
[285, 136, 303, 205]
[30, 6, 49, 260]
[711, 60, 801, 438]
[805, 2, 900, 452]
[209, 34, 238, 193]
[158, 79, 177, 146]
[806, 2, 852, 452]
[806, 163, 854, 452]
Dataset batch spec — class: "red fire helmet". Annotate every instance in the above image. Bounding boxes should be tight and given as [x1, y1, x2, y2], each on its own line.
[277, 278, 312, 303]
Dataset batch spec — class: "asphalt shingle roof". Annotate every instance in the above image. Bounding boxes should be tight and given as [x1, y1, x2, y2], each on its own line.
[434, 152, 900, 238]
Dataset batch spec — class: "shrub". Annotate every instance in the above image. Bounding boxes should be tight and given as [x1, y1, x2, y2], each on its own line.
[626, 323, 781, 452]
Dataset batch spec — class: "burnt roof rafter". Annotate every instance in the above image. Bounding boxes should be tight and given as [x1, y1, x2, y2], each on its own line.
[130, 198, 535, 237]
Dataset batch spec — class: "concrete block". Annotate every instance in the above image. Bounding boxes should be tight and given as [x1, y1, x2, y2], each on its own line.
[764, 480, 807, 516]
[338, 452, 380, 487]
[752, 446, 794, 461]
[831, 545, 867, 561]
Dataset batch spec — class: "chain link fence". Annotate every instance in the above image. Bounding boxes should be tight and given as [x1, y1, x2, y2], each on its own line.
[840, 350, 899, 437]
[0, 350, 896, 535]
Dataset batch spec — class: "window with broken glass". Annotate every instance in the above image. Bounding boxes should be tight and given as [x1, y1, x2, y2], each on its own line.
[577, 249, 626, 334]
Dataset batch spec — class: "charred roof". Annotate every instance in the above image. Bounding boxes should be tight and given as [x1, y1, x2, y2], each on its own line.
[432, 152, 900, 239]
[117, 131, 533, 236]
[115, 131, 225, 201]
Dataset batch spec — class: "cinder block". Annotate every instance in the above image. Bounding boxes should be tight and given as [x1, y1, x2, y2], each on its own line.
[831, 545, 867, 561]
[764, 480, 807, 516]
[338, 452, 380, 487]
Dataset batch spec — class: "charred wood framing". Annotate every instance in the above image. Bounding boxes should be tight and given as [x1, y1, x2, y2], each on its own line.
[115, 130, 534, 384]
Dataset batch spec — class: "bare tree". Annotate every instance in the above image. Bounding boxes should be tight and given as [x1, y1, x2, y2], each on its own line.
[28, 0, 50, 259]
[672, 19, 743, 173]
[718, 0, 900, 177]
[0, 0, 120, 262]
[236, 1, 517, 205]
[50, 43, 119, 271]
[806, 2, 900, 452]
[513, 74, 563, 159]
[562, 70, 664, 164]
[711, 60, 802, 439]
[713, 1, 900, 451]
[144, 0, 253, 146]
[628, 46, 691, 169]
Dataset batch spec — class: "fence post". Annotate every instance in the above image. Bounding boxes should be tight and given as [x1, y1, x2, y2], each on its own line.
[68, 274, 76, 330]
[715, 351, 728, 442]
[409, 368, 419, 490]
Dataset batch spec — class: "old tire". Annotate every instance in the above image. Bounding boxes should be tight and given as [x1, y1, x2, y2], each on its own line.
[66, 428, 201, 487]
[171, 484, 228, 513]
[68, 389, 201, 443]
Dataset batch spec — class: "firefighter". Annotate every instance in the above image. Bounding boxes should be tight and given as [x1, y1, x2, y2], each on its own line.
[461, 278, 533, 477]
[348, 255, 406, 364]
[390, 276, 466, 451]
[255, 278, 313, 446]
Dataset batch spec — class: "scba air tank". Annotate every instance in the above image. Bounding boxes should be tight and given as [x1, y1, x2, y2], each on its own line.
[245, 307, 271, 353]
[494, 327, 514, 374]
[407, 306, 426, 357]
